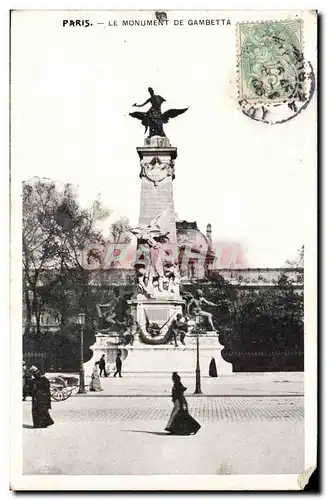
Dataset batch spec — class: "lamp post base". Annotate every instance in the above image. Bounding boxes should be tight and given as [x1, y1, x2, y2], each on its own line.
[78, 368, 86, 394]
[194, 368, 203, 395]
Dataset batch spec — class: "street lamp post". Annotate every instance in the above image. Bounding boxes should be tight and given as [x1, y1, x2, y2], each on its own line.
[194, 314, 203, 395]
[77, 312, 86, 394]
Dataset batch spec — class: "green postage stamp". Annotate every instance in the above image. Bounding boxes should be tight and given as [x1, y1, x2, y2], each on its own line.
[237, 20, 305, 103]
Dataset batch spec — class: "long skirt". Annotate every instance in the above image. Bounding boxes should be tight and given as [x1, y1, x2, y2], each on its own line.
[89, 374, 103, 392]
[32, 403, 54, 428]
[165, 400, 201, 435]
[209, 358, 218, 377]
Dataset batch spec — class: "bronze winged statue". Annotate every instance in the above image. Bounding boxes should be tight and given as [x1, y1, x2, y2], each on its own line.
[129, 87, 188, 138]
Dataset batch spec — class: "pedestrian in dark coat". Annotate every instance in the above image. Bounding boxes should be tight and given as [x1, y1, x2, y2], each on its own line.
[113, 351, 123, 378]
[99, 354, 108, 377]
[165, 372, 201, 435]
[209, 357, 218, 377]
[23, 365, 36, 400]
[30, 366, 54, 428]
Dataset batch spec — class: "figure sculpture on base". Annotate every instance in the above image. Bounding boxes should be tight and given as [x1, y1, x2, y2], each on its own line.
[96, 299, 136, 346]
[163, 260, 180, 295]
[96, 302, 117, 331]
[167, 313, 188, 347]
[187, 289, 218, 332]
[129, 87, 188, 138]
[130, 214, 172, 298]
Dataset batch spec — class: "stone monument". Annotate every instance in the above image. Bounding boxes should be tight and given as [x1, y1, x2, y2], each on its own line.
[84, 89, 232, 376]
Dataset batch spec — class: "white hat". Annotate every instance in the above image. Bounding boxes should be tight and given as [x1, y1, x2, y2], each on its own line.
[29, 365, 40, 374]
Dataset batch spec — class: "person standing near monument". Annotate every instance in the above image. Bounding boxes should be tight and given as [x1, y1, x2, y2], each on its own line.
[114, 351, 123, 378]
[29, 366, 54, 428]
[89, 362, 103, 392]
[209, 357, 218, 377]
[99, 354, 108, 377]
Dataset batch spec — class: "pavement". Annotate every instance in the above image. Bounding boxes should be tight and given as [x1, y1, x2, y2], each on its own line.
[47, 371, 304, 397]
[23, 373, 304, 476]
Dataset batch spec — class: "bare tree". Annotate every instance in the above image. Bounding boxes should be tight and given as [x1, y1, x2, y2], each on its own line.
[22, 179, 111, 334]
[109, 216, 131, 244]
[285, 245, 304, 268]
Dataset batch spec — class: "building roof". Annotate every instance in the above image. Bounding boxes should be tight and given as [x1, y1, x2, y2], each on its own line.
[176, 220, 212, 256]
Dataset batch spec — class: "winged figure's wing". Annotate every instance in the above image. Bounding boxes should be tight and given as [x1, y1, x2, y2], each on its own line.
[161, 107, 188, 123]
[130, 227, 143, 237]
[129, 111, 148, 127]
[149, 210, 170, 231]
[150, 213, 163, 226]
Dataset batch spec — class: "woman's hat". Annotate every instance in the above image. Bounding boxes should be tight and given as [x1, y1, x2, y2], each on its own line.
[29, 365, 40, 374]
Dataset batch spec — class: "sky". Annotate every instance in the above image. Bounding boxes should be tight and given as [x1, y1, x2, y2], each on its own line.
[11, 10, 316, 267]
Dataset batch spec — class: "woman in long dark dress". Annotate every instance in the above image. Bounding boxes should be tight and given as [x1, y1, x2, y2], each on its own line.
[209, 357, 218, 377]
[30, 366, 54, 429]
[165, 372, 201, 435]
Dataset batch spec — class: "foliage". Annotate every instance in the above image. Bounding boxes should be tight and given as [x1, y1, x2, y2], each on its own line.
[109, 216, 131, 245]
[22, 179, 111, 334]
[23, 323, 96, 372]
[285, 245, 304, 284]
[285, 245, 304, 267]
[181, 272, 304, 371]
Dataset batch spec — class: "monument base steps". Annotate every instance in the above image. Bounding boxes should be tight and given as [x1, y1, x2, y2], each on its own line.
[84, 333, 233, 376]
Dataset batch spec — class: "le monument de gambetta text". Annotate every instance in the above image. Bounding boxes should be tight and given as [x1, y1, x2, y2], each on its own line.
[62, 18, 232, 28]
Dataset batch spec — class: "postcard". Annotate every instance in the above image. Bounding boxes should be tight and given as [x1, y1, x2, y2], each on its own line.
[10, 9, 317, 491]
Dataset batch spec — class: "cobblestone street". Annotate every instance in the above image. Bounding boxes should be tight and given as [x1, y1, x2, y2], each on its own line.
[25, 395, 303, 423]
[23, 389, 304, 476]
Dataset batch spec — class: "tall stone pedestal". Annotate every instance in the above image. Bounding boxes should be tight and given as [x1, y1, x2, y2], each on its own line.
[137, 135, 179, 282]
[138, 136, 177, 241]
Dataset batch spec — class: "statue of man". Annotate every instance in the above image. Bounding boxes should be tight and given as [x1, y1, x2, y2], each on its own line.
[187, 289, 218, 332]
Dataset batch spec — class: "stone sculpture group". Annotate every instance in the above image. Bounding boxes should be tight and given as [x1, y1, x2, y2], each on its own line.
[130, 214, 180, 299]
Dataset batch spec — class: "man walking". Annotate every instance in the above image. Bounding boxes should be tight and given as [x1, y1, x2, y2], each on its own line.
[113, 351, 123, 378]
[99, 354, 108, 377]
